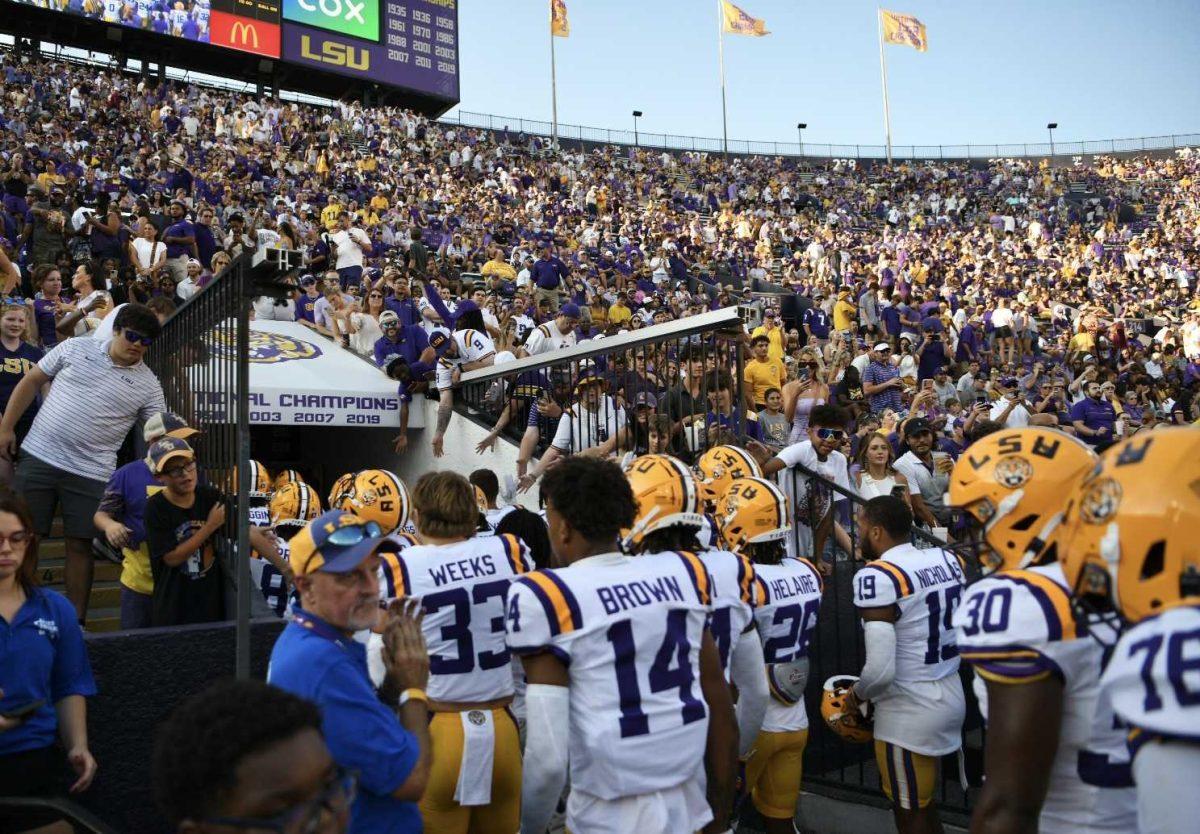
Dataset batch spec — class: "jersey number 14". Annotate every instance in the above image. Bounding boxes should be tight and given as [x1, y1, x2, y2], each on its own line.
[606, 612, 706, 738]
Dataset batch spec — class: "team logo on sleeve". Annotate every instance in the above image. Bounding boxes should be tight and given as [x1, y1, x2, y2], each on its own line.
[1079, 477, 1122, 525]
[992, 456, 1033, 489]
[214, 330, 323, 363]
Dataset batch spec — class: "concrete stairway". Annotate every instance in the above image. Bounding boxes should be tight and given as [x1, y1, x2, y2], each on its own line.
[37, 520, 124, 632]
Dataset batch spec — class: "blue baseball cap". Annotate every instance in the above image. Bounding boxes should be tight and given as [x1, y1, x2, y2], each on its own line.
[559, 302, 581, 319]
[288, 510, 388, 576]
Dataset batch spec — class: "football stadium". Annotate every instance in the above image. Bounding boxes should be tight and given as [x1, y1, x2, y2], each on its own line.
[0, 1, 1197, 832]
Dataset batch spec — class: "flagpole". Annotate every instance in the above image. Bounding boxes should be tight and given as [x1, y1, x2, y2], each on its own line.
[717, 0, 728, 156]
[877, 8, 893, 164]
[550, 3, 559, 150]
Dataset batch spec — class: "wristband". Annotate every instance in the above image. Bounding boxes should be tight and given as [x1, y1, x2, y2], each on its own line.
[398, 688, 428, 708]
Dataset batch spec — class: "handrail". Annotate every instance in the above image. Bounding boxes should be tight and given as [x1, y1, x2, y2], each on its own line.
[458, 306, 746, 387]
[443, 108, 1200, 161]
[789, 459, 949, 548]
[0, 797, 123, 834]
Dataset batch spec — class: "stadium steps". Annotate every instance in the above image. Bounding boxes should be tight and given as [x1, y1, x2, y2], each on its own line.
[37, 519, 124, 632]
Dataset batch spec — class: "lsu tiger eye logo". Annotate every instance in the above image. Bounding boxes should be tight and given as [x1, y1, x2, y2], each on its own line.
[213, 331, 323, 363]
[993, 456, 1033, 489]
[1079, 477, 1123, 525]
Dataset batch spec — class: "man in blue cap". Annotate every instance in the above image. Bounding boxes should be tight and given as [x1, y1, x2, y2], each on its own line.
[269, 509, 432, 834]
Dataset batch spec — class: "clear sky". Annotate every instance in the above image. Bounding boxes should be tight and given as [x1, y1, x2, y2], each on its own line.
[450, 0, 1199, 149]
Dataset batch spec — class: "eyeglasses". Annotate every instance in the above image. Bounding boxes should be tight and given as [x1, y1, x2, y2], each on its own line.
[368, 293, 383, 299]
[161, 461, 197, 479]
[203, 766, 357, 834]
[121, 328, 154, 347]
[0, 531, 33, 548]
[814, 428, 846, 441]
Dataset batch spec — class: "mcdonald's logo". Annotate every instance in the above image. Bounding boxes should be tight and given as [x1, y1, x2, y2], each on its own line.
[231, 21, 260, 48]
[211, 10, 281, 57]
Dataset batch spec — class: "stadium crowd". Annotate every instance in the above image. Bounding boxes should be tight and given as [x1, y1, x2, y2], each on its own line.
[0, 46, 1199, 834]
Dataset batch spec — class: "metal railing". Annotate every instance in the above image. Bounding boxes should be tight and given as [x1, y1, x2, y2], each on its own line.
[0, 797, 123, 834]
[456, 308, 748, 472]
[783, 461, 977, 820]
[443, 108, 1200, 161]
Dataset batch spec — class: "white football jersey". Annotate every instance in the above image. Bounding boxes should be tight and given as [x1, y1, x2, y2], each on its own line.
[753, 556, 823, 732]
[382, 534, 532, 703]
[697, 547, 759, 677]
[436, 329, 496, 390]
[523, 320, 577, 355]
[1104, 601, 1200, 750]
[853, 542, 966, 683]
[505, 550, 713, 801]
[955, 563, 1136, 833]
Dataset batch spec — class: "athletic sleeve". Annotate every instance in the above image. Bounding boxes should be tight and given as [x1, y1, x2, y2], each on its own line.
[853, 562, 903, 609]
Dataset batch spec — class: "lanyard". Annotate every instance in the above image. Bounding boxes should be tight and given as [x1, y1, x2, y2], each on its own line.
[291, 607, 354, 651]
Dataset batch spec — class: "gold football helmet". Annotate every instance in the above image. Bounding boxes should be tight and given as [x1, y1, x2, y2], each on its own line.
[1059, 428, 1200, 628]
[821, 675, 873, 744]
[248, 459, 272, 498]
[947, 429, 1096, 574]
[622, 454, 705, 553]
[716, 477, 791, 555]
[269, 482, 323, 529]
[344, 469, 411, 536]
[328, 471, 357, 511]
[696, 445, 763, 507]
[272, 468, 305, 492]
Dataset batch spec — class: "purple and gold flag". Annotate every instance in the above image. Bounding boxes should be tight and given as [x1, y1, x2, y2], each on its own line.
[881, 9, 928, 52]
[721, 0, 769, 37]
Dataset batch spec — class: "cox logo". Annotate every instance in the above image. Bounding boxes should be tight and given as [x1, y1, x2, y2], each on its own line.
[298, 0, 365, 25]
[284, 0, 377, 40]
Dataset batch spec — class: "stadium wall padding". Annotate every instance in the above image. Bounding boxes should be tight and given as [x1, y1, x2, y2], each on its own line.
[79, 619, 287, 833]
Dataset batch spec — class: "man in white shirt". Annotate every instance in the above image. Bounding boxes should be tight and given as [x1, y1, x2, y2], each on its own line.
[520, 303, 580, 357]
[760, 403, 854, 568]
[331, 211, 371, 291]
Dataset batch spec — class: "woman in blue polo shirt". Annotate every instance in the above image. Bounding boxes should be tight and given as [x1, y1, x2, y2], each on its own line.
[0, 491, 97, 830]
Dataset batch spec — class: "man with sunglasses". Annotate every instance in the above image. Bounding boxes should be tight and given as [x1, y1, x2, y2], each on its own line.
[269, 509, 432, 834]
[0, 303, 166, 625]
[759, 404, 854, 570]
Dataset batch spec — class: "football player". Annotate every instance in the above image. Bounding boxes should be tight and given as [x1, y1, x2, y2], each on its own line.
[381, 472, 533, 834]
[432, 328, 496, 458]
[327, 471, 357, 513]
[506, 456, 736, 834]
[340, 469, 416, 543]
[946, 428, 1138, 833]
[625, 454, 767, 761]
[843, 495, 966, 834]
[717, 476, 822, 834]
[261, 481, 322, 617]
[696, 443, 763, 548]
[1059, 428, 1200, 834]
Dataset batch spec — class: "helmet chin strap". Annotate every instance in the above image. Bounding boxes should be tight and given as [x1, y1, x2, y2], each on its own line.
[621, 505, 662, 552]
[1018, 510, 1064, 570]
[1100, 521, 1123, 612]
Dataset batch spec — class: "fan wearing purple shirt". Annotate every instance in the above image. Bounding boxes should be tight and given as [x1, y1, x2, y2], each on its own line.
[1070, 380, 1117, 448]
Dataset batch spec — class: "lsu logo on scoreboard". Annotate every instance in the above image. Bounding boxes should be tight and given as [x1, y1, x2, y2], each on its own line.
[300, 34, 369, 70]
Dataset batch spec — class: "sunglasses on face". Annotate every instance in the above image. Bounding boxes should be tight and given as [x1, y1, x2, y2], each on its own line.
[122, 328, 154, 346]
[814, 428, 845, 441]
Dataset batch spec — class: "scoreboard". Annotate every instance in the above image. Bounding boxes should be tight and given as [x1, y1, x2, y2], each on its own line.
[2, 0, 458, 104]
[282, 0, 458, 99]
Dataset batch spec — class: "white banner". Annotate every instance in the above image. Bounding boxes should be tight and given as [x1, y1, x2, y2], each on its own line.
[188, 320, 421, 428]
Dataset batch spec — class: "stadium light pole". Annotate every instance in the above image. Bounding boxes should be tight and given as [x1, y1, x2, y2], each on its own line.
[797, 122, 807, 157]
[632, 110, 643, 148]
[1047, 122, 1058, 158]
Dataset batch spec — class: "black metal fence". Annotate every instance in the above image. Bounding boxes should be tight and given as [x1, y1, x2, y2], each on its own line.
[784, 462, 978, 821]
[457, 308, 749, 472]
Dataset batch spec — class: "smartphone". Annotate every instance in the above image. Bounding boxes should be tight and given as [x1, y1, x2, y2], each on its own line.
[797, 367, 811, 382]
[922, 380, 934, 390]
[890, 485, 907, 498]
[976, 395, 990, 405]
[1, 699, 45, 721]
